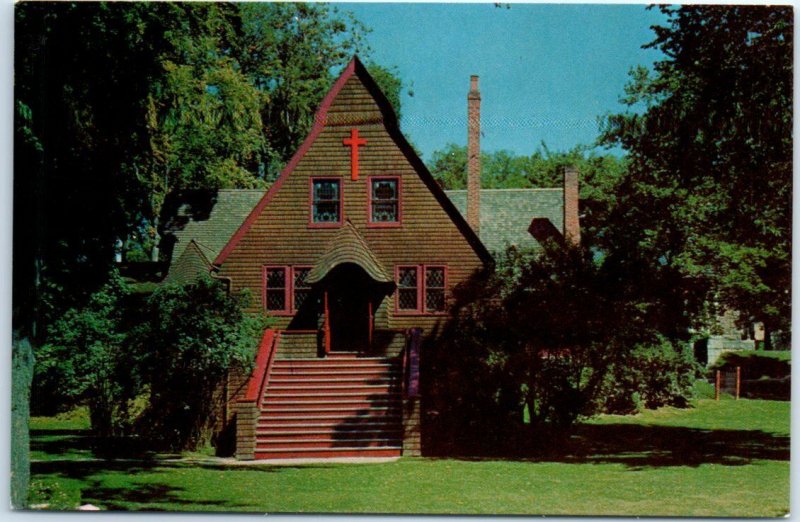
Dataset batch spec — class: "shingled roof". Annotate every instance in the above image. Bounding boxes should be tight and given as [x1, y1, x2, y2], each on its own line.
[306, 221, 392, 284]
[162, 187, 565, 279]
[162, 189, 266, 264]
[163, 239, 214, 285]
[445, 188, 564, 253]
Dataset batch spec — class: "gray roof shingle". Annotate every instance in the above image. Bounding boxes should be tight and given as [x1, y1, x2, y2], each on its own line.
[444, 188, 564, 253]
[163, 189, 266, 264]
[163, 187, 564, 277]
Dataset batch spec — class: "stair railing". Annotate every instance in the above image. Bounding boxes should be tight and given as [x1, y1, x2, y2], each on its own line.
[251, 330, 280, 410]
[404, 328, 422, 399]
[236, 328, 279, 460]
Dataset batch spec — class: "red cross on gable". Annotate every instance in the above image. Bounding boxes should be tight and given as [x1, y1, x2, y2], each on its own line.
[343, 128, 367, 181]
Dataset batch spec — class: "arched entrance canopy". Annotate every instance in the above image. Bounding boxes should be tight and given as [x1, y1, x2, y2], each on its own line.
[306, 221, 392, 285]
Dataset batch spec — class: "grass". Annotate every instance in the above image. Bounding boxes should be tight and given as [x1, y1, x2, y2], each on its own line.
[28, 398, 789, 516]
[590, 396, 789, 435]
[755, 350, 791, 361]
[30, 407, 94, 463]
[31, 406, 91, 431]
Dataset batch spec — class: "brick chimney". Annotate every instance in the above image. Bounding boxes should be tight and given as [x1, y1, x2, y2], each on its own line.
[467, 75, 481, 235]
[563, 166, 580, 245]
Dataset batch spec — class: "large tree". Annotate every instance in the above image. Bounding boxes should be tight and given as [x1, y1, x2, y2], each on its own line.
[600, 5, 792, 339]
[14, 2, 403, 332]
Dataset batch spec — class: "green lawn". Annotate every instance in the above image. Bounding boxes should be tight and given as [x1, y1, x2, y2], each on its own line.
[28, 398, 789, 516]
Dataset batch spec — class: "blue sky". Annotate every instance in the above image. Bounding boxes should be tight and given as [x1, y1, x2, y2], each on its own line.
[342, 3, 668, 159]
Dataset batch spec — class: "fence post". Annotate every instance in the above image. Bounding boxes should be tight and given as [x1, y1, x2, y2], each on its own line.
[735, 366, 741, 400]
[715, 370, 720, 401]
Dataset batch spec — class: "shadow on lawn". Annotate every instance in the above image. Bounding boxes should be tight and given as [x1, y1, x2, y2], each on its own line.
[554, 424, 788, 469]
[30, 429, 95, 458]
[432, 423, 789, 470]
[82, 481, 245, 511]
[30, 459, 308, 511]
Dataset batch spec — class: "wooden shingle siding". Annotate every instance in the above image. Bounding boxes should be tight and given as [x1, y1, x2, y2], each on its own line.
[217, 61, 487, 335]
[402, 397, 422, 456]
[234, 401, 258, 460]
[276, 332, 319, 359]
[369, 329, 406, 358]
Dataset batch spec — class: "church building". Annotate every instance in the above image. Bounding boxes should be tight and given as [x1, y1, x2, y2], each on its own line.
[162, 57, 579, 460]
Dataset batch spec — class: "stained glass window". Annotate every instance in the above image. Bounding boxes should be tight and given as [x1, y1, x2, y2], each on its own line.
[265, 267, 286, 311]
[312, 179, 341, 223]
[371, 178, 399, 223]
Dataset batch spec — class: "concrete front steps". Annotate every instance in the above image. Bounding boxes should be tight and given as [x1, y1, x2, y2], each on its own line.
[254, 355, 403, 460]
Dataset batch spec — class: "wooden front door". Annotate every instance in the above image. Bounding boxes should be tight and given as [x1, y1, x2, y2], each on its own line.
[327, 264, 371, 352]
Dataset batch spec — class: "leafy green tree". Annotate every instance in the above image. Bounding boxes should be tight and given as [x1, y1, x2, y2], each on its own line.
[428, 143, 468, 189]
[14, 2, 405, 327]
[428, 143, 626, 248]
[237, 3, 370, 174]
[427, 242, 699, 455]
[429, 143, 624, 189]
[137, 3, 269, 258]
[31, 272, 139, 435]
[136, 279, 270, 451]
[600, 5, 792, 339]
[366, 62, 409, 123]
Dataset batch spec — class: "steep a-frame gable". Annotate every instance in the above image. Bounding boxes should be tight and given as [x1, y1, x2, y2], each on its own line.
[214, 57, 490, 326]
[215, 57, 490, 267]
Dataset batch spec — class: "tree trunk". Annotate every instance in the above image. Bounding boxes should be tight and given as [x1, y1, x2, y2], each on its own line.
[150, 215, 160, 262]
[11, 336, 34, 509]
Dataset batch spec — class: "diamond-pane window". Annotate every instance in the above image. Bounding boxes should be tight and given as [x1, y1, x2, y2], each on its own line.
[312, 179, 341, 223]
[265, 267, 287, 312]
[398, 267, 417, 288]
[293, 267, 311, 310]
[396, 265, 447, 314]
[426, 267, 445, 288]
[371, 178, 399, 223]
[426, 290, 445, 312]
[397, 267, 418, 311]
[425, 267, 446, 312]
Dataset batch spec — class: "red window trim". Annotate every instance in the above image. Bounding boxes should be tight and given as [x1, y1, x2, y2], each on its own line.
[263, 266, 292, 316]
[309, 177, 344, 228]
[291, 265, 313, 312]
[367, 175, 402, 228]
[394, 264, 448, 316]
[263, 265, 314, 315]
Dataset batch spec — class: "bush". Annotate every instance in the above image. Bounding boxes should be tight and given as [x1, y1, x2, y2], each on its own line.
[600, 337, 701, 414]
[135, 278, 270, 451]
[31, 271, 140, 436]
[32, 272, 270, 452]
[427, 244, 641, 454]
[427, 242, 703, 456]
